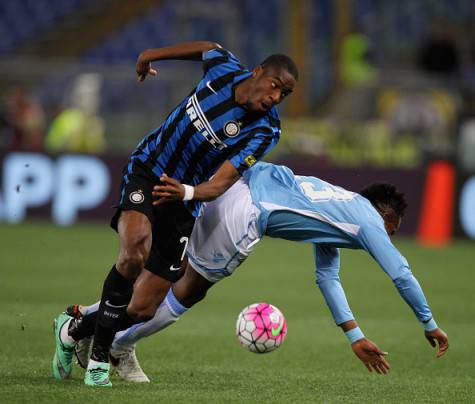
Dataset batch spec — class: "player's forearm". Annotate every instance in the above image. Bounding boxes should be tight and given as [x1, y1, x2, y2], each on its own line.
[138, 41, 221, 63]
[316, 269, 368, 344]
[339, 320, 367, 344]
[339, 320, 358, 332]
[393, 271, 436, 328]
[190, 160, 241, 202]
[193, 177, 237, 201]
[316, 269, 355, 325]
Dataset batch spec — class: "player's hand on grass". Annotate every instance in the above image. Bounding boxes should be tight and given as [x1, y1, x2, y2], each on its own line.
[136, 54, 158, 82]
[152, 174, 185, 205]
[425, 328, 449, 358]
[351, 338, 390, 375]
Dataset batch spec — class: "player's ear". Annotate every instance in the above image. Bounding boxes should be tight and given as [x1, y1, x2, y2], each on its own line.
[252, 65, 263, 77]
[382, 210, 395, 227]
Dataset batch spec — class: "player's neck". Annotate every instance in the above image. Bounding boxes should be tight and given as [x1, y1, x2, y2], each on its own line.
[234, 79, 251, 107]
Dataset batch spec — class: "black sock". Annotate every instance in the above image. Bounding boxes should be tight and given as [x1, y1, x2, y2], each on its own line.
[68, 311, 98, 341]
[90, 265, 134, 363]
[118, 311, 139, 331]
[68, 303, 141, 342]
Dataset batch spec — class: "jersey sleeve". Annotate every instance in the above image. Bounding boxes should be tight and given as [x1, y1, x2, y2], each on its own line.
[202, 48, 243, 75]
[359, 223, 433, 322]
[229, 126, 280, 174]
[314, 245, 355, 325]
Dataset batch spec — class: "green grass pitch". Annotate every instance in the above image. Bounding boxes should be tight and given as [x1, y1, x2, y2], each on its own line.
[1, 222, 474, 403]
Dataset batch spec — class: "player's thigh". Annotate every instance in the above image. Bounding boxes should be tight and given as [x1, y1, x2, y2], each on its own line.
[145, 202, 195, 283]
[111, 169, 156, 273]
[187, 178, 261, 283]
[117, 210, 152, 254]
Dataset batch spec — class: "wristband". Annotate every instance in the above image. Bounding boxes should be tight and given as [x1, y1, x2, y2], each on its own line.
[182, 184, 195, 201]
[345, 327, 365, 344]
[423, 318, 438, 332]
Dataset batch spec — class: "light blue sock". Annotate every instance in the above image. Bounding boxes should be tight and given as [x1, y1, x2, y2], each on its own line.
[113, 288, 188, 348]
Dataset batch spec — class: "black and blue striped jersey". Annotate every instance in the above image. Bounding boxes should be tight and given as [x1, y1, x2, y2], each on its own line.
[125, 48, 281, 215]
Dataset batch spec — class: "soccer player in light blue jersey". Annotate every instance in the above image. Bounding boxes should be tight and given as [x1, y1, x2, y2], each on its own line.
[72, 162, 448, 379]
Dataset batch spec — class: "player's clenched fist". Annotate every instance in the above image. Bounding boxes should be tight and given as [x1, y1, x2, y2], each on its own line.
[136, 52, 158, 82]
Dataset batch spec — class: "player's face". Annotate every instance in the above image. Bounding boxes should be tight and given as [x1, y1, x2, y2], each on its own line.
[384, 214, 402, 236]
[246, 66, 296, 112]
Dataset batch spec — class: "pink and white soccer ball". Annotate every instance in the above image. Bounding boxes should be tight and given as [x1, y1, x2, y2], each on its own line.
[236, 302, 287, 353]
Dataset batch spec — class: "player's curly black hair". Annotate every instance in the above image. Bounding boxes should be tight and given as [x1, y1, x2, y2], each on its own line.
[360, 183, 408, 217]
[260, 54, 299, 81]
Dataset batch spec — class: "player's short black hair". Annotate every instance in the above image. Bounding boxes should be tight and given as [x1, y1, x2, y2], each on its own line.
[260, 54, 299, 81]
[360, 183, 408, 218]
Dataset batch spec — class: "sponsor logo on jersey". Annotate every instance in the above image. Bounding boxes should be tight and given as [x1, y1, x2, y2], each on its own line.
[244, 155, 257, 168]
[129, 190, 144, 204]
[186, 94, 226, 150]
[224, 120, 240, 137]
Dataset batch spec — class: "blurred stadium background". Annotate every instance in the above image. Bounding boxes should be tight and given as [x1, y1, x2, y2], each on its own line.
[1, 0, 474, 241]
[1, 1, 475, 402]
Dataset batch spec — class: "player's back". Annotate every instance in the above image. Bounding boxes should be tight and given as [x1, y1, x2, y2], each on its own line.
[245, 162, 385, 248]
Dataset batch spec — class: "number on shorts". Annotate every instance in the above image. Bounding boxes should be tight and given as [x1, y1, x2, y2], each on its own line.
[178, 236, 189, 261]
[169, 236, 189, 271]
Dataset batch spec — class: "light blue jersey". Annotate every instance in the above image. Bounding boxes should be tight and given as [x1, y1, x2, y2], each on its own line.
[244, 162, 433, 326]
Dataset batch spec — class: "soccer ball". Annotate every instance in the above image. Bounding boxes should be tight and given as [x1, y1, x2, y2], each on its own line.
[236, 302, 287, 353]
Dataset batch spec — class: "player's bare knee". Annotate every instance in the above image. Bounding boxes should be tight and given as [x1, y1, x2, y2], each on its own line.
[117, 220, 151, 278]
[117, 251, 145, 279]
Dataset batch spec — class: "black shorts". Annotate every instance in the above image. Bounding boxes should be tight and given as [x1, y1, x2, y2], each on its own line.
[111, 162, 195, 282]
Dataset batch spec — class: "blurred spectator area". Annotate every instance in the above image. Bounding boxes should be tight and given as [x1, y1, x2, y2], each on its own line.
[0, 0, 90, 54]
[1, 0, 475, 166]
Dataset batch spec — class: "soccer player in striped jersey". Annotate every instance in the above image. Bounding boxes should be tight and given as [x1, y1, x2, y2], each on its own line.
[75, 162, 448, 381]
[51, 41, 298, 387]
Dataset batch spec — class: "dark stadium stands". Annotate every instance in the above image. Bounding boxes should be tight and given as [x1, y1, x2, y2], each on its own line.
[0, 0, 87, 54]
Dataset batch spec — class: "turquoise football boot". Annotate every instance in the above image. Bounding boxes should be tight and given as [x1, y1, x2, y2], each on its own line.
[52, 313, 75, 379]
[84, 361, 113, 387]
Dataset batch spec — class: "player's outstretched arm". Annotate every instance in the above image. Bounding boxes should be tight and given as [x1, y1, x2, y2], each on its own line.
[314, 250, 388, 374]
[136, 41, 221, 82]
[361, 227, 450, 359]
[340, 320, 390, 375]
[152, 160, 240, 204]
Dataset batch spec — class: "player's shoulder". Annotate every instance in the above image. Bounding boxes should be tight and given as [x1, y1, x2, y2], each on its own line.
[247, 161, 294, 181]
[202, 47, 245, 72]
[203, 46, 237, 60]
[242, 108, 281, 135]
[355, 197, 386, 233]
